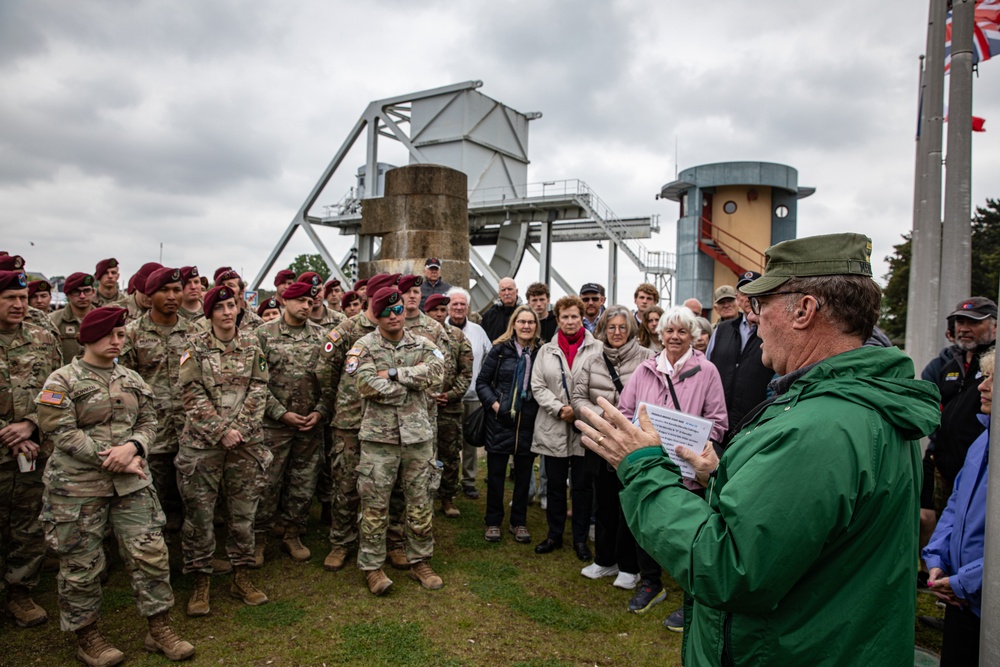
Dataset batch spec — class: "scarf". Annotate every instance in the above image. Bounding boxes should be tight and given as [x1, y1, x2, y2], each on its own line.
[558, 327, 585, 369]
[510, 341, 533, 418]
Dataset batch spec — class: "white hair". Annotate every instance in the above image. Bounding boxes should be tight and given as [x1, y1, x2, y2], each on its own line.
[656, 305, 699, 336]
[446, 286, 470, 303]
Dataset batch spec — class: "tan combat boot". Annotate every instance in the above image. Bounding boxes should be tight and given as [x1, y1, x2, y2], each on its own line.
[76, 623, 125, 667]
[323, 546, 349, 571]
[386, 544, 411, 570]
[145, 611, 195, 661]
[365, 568, 393, 596]
[282, 526, 311, 562]
[186, 573, 210, 617]
[250, 534, 266, 569]
[230, 567, 268, 606]
[441, 499, 461, 518]
[210, 557, 232, 575]
[6, 585, 47, 627]
[408, 561, 444, 590]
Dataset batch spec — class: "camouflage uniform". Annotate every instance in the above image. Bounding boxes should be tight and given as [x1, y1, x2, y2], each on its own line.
[92, 288, 128, 309]
[36, 358, 173, 632]
[311, 304, 346, 329]
[50, 306, 91, 362]
[178, 306, 204, 323]
[239, 307, 264, 332]
[255, 318, 329, 537]
[27, 306, 60, 338]
[176, 329, 271, 573]
[434, 325, 473, 501]
[312, 304, 346, 507]
[0, 321, 61, 600]
[126, 293, 146, 321]
[120, 313, 195, 524]
[350, 329, 444, 570]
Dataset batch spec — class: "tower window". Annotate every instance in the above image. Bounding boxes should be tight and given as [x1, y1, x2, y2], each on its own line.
[723, 201, 737, 214]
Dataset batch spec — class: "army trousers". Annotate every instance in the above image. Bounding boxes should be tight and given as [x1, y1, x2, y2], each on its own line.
[315, 425, 335, 504]
[147, 452, 183, 522]
[256, 426, 322, 534]
[436, 410, 463, 501]
[0, 461, 46, 596]
[175, 445, 270, 574]
[40, 488, 174, 632]
[357, 439, 435, 571]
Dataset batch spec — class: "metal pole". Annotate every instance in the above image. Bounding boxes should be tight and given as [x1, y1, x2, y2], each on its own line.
[940, 0, 975, 329]
[607, 241, 618, 304]
[984, 312, 1000, 664]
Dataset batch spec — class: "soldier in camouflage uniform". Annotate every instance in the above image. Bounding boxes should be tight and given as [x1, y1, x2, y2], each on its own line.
[124, 262, 161, 321]
[28, 279, 53, 312]
[0, 270, 62, 629]
[423, 294, 474, 517]
[254, 282, 329, 564]
[37, 306, 194, 666]
[50, 272, 96, 362]
[92, 258, 128, 309]
[215, 269, 265, 332]
[298, 272, 346, 329]
[325, 278, 345, 313]
[351, 287, 445, 595]
[0, 256, 59, 337]
[177, 266, 205, 322]
[177, 286, 271, 616]
[119, 267, 194, 532]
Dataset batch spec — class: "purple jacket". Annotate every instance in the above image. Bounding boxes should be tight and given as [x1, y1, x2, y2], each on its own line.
[618, 349, 729, 444]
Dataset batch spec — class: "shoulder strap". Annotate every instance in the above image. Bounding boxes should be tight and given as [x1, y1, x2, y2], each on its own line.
[602, 353, 624, 394]
[665, 373, 682, 411]
[555, 353, 572, 402]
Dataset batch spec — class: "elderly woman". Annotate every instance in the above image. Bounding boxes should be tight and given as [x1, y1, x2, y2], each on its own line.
[572, 304, 655, 583]
[693, 316, 712, 353]
[617, 306, 727, 625]
[922, 346, 994, 666]
[530, 295, 601, 558]
[638, 305, 664, 353]
[476, 305, 541, 544]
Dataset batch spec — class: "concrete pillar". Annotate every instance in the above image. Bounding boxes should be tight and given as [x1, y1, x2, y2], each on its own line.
[359, 164, 470, 286]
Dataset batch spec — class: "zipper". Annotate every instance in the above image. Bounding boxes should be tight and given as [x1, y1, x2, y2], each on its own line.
[722, 612, 734, 667]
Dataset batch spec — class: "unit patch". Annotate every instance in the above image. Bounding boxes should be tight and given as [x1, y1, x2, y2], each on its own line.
[258, 354, 267, 372]
[345, 356, 360, 374]
[324, 341, 334, 353]
[432, 349, 445, 360]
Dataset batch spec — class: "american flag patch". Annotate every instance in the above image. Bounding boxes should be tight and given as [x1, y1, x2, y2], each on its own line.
[39, 390, 65, 405]
[180, 350, 191, 366]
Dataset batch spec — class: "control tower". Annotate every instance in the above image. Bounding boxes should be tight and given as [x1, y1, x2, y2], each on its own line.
[659, 161, 814, 315]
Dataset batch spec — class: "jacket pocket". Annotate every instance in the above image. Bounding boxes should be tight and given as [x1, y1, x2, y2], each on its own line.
[39, 500, 85, 555]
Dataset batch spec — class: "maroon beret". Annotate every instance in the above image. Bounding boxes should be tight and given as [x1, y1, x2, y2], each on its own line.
[64, 272, 95, 294]
[423, 294, 450, 312]
[371, 287, 402, 316]
[214, 266, 234, 283]
[78, 307, 127, 344]
[297, 271, 322, 287]
[353, 278, 368, 291]
[365, 273, 399, 298]
[397, 275, 424, 293]
[257, 297, 280, 317]
[203, 285, 237, 318]
[180, 266, 200, 283]
[129, 262, 162, 295]
[274, 269, 295, 287]
[144, 267, 182, 295]
[215, 268, 240, 284]
[28, 279, 51, 297]
[323, 279, 341, 298]
[95, 258, 118, 279]
[340, 290, 360, 310]
[0, 255, 25, 271]
[283, 282, 319, 301]
[0, 271, 28, 293]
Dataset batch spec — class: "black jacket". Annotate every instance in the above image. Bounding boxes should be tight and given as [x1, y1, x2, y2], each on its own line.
[933, 340, 993, 485]
[476, 340, 539, 456]
[708, 314, 774, 443]
[481, 303, 518, 343]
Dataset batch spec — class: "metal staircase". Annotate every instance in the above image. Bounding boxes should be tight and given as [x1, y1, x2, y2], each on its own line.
[697, 217, 765, 276]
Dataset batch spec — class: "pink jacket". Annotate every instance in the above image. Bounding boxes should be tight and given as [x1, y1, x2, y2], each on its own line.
[618, 349, 729, 444]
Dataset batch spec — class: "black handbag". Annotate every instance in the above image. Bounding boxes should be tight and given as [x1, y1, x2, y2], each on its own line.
[463, 405, 487, 446]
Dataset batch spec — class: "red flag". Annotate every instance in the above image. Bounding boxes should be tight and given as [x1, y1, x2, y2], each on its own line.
[973, 116, 987, 132]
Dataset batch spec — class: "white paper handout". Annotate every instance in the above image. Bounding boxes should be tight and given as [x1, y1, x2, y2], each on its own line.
[637, 402, 714, 480]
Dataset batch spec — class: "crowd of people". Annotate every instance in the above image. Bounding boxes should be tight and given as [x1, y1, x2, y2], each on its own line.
[0, 236, 994, 665]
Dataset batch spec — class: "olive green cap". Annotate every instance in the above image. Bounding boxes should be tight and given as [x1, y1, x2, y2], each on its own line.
[739, 233, 873, 295]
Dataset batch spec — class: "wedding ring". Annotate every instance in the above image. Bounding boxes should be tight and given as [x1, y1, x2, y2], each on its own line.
[597, 435, 605, 445]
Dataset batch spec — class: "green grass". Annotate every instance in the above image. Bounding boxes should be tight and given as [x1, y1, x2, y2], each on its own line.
[1, 465, 945, 666]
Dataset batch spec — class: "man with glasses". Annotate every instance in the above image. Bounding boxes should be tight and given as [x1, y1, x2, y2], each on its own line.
[580, 283, 606, 333]
[50, 272, 96, 361]
[578, 233, 941, 666]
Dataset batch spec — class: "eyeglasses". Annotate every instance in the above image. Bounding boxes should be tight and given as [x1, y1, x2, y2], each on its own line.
[606, 324, 628, 333]
[378, 304, 404, 317]
[749, 292, 819, 315]
[581, 296, 602, 303]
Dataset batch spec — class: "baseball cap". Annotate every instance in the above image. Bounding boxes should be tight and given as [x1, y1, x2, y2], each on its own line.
[714, 285, 737, 302]
[948, 297, 998, 321]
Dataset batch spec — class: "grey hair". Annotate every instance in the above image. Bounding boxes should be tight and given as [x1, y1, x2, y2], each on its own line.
[595, 304, 638, 342]
[981, 345, 996, 374]
[445, 286, 470, 302]
[657, 305, 699, 337]
[695, 316, 712, 337]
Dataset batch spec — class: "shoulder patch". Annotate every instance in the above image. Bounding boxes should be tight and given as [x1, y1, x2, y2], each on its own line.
[433, 349, 445, 360]
[324, 341, 334, 353]
[39, 390, 65, 406]
[258, 354, 267, 372]
[64, 325, 76, 335]
[347, 346, 362, 357]
[180, 349, 191, 366]
[329, 330, 341, 343]
[345, 356, 360, 374]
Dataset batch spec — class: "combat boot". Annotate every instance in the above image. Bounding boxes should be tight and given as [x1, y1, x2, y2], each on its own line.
[365, 568, 393, 596]
[144, 611, 195, 661]
[186, 573, 210, 617]
[282, 527, 311, 562]
[323, 546, 349, 571]
[250, 535, 266, 569]
[6, 585, 47, 627]
[440, 499, 461, 518]
[386, 544, 411, 570]
[210, 557, 232, 575]
[75, 623, 125, 667]
[230, 567, 268, 606]
[408, 561, 444, 590]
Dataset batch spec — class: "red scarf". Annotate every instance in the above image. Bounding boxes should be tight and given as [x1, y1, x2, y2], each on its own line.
[558, 328, 585, 368]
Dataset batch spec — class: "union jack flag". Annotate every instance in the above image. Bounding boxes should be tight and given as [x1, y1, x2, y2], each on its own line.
[946, 0, 1000, 70]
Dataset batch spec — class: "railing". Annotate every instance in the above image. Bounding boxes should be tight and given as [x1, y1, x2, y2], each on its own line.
[699, 217, 765, 275]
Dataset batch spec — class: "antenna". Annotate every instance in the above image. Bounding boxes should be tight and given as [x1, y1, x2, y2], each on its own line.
[674, 136, 679, 179]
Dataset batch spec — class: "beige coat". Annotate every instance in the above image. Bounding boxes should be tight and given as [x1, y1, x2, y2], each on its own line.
[571, 338, 654, 426]
[529, 332, 601, 458]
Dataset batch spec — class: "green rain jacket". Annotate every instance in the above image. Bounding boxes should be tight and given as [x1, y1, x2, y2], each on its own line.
[618, 346, 940, 666]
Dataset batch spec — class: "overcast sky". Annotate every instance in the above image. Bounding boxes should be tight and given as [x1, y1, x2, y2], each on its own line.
[2, 0, 998, 305]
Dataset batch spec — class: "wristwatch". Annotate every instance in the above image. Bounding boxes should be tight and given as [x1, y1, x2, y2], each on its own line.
[126, 439, 145, 458]
[387, 368, 398, 382]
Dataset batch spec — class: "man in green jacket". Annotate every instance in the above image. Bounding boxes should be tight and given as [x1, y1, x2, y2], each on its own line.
[577, 233, 941, 666]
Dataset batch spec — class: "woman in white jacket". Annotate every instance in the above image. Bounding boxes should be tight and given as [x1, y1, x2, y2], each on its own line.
[530, 295, 601, 559]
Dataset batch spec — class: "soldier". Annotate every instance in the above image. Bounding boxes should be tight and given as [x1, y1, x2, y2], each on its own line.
[0, 270, 62, 628]
[342, 291, 362, 318]
[216, 269, 264, 332]
[354, 278, 368, 301]
[273, 269, 296, 305]
[350, 287, 445, 595]
[178, 266, 205, 321]
[92, 258, 128, 308]
[50, 272, 96, 361]
[0, 256, 59, 337]
[423, 294, 473, 518]
[125, 262, 162, 321]
[120, 267, 195, 532]
[28, 279, 52, 312]
[257, 297, 281, 323]
[254, 282, 329, 564]
[298, 272, 344, 329]
[37, 306, 194, 665]
[317, 273, 400, 571]
[325, 278, 345, 312]
[176, 286, 271, 616]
